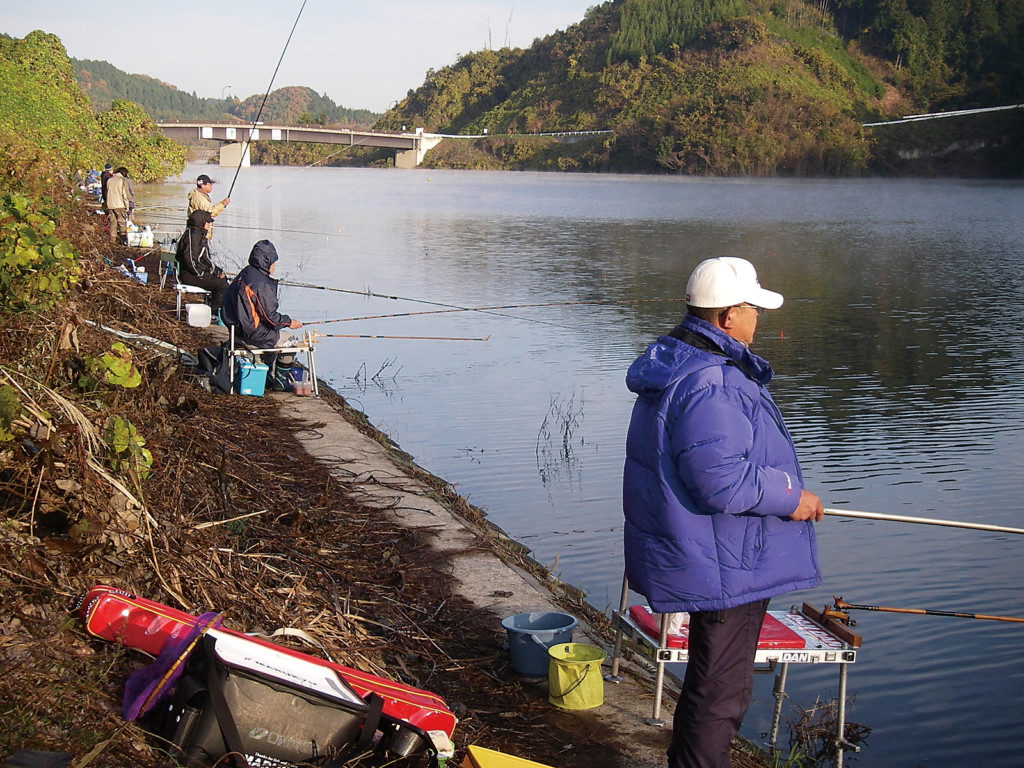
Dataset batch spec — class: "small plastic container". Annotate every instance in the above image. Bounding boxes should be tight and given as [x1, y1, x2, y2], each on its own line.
[288, 369, 313, 396]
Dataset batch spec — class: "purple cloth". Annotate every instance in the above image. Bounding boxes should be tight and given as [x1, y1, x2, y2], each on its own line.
[123, 611, 221, 721]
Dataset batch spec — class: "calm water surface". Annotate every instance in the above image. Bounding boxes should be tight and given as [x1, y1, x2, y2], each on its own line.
[141, 166, 1024, 767]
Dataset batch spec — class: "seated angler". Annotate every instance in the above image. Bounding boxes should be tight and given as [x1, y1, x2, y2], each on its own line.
[175, 210, 229, 318]
[221, 239, 303, 349]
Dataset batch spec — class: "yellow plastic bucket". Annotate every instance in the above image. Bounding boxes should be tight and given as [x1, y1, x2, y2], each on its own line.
[547, 643, 605, 710]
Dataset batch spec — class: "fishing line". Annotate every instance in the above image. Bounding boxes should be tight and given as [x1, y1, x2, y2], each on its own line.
[303, 296, 688, 326]
[193, 222, 347, 239]
[263, 137, 373, 190]
[278, 281, 569, 328]
[227, 0, 309, 198]
[143, 213, 344, 239]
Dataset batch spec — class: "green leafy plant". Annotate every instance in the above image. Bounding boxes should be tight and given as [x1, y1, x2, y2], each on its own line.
[95, 99, 186, 182]
[79, 342, 142, 390]
[103, 415, 152, 480]
[0, 193, 80, 313]
[0, 384, 21, 442]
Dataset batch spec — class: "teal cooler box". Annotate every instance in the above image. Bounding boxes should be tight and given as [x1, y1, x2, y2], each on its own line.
[235, 360, 269, 396]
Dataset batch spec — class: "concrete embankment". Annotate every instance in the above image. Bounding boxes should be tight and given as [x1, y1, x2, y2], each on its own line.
[266, 385, 674, 768]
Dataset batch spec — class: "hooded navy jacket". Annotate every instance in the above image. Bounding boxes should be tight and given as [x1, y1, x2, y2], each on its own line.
[622, 314, 820, 613]
[221, 240, 292, 348]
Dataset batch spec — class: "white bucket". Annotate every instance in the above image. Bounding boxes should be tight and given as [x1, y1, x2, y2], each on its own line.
[186, 303, 211, 327]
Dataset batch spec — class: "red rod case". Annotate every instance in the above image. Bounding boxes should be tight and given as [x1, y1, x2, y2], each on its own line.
[77, 585, 457, 749]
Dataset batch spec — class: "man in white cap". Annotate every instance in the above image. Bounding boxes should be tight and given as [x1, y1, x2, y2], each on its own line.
[622, 257, 824, 768]
[187, 174, 230, 239]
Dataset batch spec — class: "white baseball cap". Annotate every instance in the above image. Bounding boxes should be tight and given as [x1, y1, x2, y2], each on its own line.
[684, 257, 784, 309]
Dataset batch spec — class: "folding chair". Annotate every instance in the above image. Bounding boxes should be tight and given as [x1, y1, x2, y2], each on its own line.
[158, 249, 177, 290]
[174, 284, 212, 320]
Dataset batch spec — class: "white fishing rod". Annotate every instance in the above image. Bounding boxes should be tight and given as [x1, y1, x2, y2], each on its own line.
[824, 508, 1024, 535]
[227, 0, 309, 198]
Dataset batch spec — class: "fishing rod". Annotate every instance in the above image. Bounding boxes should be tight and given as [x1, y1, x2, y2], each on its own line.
[227, 0, 309, 198]
[303, 296, 688, 326]
[823, 508, 1024, 536]
[833, 596, 1024, 624]
[132, 612, 223, 719]
[315, 332, 492, 342]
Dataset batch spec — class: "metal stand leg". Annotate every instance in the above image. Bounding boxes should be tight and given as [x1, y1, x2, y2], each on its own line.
[305, 332, 320, 398]
[836, 661, 856, 768]
[646, 612, 669, 727]
[606, 575, 629, 683]
[769, 662, 790, 755]
[228, 325, 236, 394]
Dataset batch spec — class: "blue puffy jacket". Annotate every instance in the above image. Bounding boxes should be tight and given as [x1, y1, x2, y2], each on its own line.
[221, 240, 293, 348]
[622, 315, 820, 613]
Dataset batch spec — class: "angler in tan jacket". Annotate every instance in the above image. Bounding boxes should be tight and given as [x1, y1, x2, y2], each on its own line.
[105, 167, 134, 244]
[186, 174, 230, 238]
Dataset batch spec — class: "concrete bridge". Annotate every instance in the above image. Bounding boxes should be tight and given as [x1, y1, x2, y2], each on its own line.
[155, 122, 444, 169]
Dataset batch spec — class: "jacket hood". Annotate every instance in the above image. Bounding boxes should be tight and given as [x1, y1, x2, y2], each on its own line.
[248, 240, 279, 273]
[187, 209, 213, 229]
[626, 315, 774, 396]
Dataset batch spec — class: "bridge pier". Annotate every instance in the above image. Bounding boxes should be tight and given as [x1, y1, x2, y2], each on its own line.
[395, 131, 444, 169]
[219, 142, 251, 168]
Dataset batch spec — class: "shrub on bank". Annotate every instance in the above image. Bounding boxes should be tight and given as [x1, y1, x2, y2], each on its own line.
[0, 193, 80, 314]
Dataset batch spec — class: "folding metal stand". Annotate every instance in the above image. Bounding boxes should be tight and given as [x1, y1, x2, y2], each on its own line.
[228, 326, 320, 398]
[605, 576, 863, 768]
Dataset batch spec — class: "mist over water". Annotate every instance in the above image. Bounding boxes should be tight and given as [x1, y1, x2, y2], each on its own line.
[140, 167, 1024, 767]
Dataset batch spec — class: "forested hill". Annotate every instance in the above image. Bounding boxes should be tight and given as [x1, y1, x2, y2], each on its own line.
[376, 0, 1024, 175]
[72, 58, 379, 128]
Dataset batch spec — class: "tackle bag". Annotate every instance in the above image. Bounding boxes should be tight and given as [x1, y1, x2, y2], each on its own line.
[266, 352, 299, 392]
[195, 343, 232, 395]
[148, 630, 383, 768]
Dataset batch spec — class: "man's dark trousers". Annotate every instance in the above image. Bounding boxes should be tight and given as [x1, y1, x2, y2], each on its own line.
[667, 598, 770, 768]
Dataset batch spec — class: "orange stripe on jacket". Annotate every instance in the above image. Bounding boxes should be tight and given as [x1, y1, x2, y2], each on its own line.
[242, 284, 261, 332]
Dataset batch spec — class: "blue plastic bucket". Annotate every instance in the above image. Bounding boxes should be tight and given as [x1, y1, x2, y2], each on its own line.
[501, 611, 578, 677]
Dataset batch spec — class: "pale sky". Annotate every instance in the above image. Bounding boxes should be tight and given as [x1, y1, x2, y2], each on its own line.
[4, 2, 599, 113]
